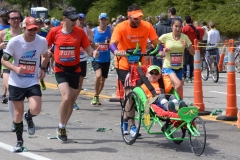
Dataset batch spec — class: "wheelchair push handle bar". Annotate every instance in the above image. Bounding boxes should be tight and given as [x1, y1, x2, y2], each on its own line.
[126, 44, 160, 56]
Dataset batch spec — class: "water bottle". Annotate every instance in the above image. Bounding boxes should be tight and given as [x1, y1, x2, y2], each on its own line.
[144, 106, 150, 126]
[40, 80, 46, 90]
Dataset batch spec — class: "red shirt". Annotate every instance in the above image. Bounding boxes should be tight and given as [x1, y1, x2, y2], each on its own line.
[182, 25, 197, 44]
[196, 26, 204, 41]
[46, 26, 90, 73]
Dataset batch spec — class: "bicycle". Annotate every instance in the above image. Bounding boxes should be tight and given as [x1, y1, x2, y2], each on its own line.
[201, 48, 219, 83]
[234, 43, 240, 73]
[120, 45, 206, 156]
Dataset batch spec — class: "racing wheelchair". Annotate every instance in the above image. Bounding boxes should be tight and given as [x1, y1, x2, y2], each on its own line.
[119, 44, 206, 156]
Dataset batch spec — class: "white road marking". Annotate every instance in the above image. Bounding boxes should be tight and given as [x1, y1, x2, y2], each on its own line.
[219, 76, 240, 80]
[0, 142, 52, 160]
[210, 91, 240, 96]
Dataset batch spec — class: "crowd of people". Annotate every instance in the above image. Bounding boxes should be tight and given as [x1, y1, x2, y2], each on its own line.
[0, 4, 221, 152]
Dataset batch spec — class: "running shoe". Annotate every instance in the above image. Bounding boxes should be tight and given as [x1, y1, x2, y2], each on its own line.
[57, 127, 68, 142]
[24, 112, 35, 135]
[13, 140, 23, 152]
[189, 78, 193, 83]
[1, 95, 6, 103]
[91, 95, 98, 105]
[73, 102, 79, 110]
[2, 96, 8, 104]
[179, 100, 187, 110]
[168, 101, 177, 112]
[130, 125, 137, 138]
[96, 96, 101, 105]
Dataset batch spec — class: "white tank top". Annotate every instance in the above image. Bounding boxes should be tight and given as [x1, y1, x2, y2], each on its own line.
[80, 27, 88, 62]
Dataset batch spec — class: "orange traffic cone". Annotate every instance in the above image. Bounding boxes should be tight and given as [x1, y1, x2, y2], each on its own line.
[218, 40, 228, 72]
[109, 79, 124, 102]
[193, 39, 209, 115]
[217, 39, 238, 121]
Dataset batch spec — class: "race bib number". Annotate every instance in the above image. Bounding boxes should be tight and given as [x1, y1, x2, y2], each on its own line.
[59, 46, 76, 62]
[18, 60, 36, 77]
[98, 44, 109, 52]
[170, 53, 182, 66]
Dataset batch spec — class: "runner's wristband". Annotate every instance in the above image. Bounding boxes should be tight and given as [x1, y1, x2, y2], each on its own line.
[109, 43, 118, 54]
[158, 44, 163, 52]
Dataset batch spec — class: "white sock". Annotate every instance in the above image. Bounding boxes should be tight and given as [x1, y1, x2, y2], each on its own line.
[59, 123, 65, 128]
[8, 100, 14, 119]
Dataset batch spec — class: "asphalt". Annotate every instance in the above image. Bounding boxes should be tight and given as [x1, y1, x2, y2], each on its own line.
[0, 62, 240, 160]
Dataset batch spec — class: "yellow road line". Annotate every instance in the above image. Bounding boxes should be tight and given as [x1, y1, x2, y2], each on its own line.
[45, 82, 112, 99]
[201, 115, 237, 125]
[45, 82, 238, 126]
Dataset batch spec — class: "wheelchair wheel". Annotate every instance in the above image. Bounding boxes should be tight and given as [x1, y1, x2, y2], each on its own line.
[211, 62, 219, 83]
[121, 91, 142, 145]
[235, 55, 240, 73]
[168, 126, 186, 144]
[201, 58, 209, 81]
[189, 116, 206, 156]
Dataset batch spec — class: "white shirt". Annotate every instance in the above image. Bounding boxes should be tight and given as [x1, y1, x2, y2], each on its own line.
[202, 26, 208, 41]
[80, 27, 89, 62]
[207, 29, 220, 47]
[5, 34, 48, 88]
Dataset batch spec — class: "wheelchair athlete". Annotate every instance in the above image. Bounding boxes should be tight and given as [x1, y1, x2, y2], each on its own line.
[141, 65, 186, 112]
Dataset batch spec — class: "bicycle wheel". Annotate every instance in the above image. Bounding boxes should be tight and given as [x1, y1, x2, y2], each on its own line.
[121, 91, 142, 145]
[168, 126, 186, 144]
[235, 55, 240, 73]
[211, 62, 219, 83]
[201, 58, 209, 81]
[189, 116, 206, 156]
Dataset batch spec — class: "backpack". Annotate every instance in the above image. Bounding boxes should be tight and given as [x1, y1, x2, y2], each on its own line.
[189, 24, 200, 40]
[155, 23, 172, 37]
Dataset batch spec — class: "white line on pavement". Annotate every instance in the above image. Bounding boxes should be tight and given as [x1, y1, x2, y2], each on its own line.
[219, 76, 240, 80]
[0, 142, 52, 160]
[210, 91, 240, 96]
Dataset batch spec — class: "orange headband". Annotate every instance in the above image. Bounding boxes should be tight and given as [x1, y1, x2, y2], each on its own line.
[128, 10, 144, 18]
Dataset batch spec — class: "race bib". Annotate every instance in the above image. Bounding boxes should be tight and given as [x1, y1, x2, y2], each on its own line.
[170, 53, 182, 66]
[98, 44, 109, 52]
[18, 60, 36, 77]
[59, 46, 75, 62]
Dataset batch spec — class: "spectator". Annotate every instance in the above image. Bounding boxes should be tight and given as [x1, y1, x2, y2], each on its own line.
[207, 21, 220, 63]
[43, 19, 52, 31]
[182, 15, 198, 83]
[194, 21, 204, 41]
[146, 16, 154, 25]
[154, 13, 171, 67]
[201, 20, 208, 45]
[168, 7, 181, 25]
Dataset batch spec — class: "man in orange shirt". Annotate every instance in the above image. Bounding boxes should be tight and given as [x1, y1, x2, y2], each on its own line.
[46, 6, 99, 142]
[109, 4, 164, 138]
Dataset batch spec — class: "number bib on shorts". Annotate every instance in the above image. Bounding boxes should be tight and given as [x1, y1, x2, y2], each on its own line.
[18, 60, 36, 77]
[170, 53, 183, 66]
[98, 43, 109, 52]
[59, 46, 76, 62]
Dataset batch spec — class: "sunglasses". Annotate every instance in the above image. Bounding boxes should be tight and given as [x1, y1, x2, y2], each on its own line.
[70, 18, 78, 22]
[149, 71, 160, 76]
[10, 17, 21, 21]
[27, 28, 38, 32]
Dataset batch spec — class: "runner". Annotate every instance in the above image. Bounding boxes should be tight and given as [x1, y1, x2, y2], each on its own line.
[91, 13, 112, 105]
[73, 13, 94, 110]
[1, 16, 50, 152]
[46, 6, 99, 142]
[0, 10, 23, 132]
[109, 4, 163, 137]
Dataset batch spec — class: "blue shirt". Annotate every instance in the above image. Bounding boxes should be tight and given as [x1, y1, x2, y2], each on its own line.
[0, 25, 10, 31]
[92, 26, 111, 63]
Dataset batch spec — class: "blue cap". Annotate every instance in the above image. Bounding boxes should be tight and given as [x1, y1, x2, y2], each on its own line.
[78, 13, 86, 19]
[99, 13, 108, 19]
[44, 19, 50, 24]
